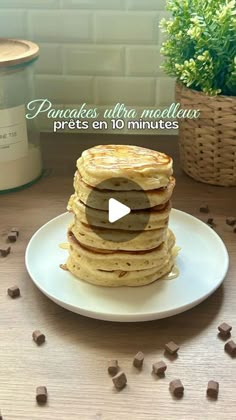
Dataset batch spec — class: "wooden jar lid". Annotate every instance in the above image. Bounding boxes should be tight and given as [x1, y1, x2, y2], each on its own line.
[0, 38, 39, 68]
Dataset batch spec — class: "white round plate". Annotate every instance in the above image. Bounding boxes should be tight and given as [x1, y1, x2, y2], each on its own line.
[25, 210, 229, 322]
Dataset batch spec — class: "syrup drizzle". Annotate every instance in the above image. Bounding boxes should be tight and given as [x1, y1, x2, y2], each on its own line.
[163, 265, 179, 280]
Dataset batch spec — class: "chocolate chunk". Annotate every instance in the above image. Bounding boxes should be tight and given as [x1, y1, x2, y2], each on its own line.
[200, 205, 209, 213]
[165, 341, 179, 355]
[112, 371, 127, 390]
[207, 218, 215, 228]
[152, 360, 167, 375]
[224, 340, 236, 357]
[0, 409, 3, 420]
[207, 380, 219, 398]
[11, 227, 19, 236]
[226, 217, 236, 226]
[7, 285, 20, 298]
[207, 218, 214, 224]
[133, 351, 144, 368]
[36, 386, 47, 404]
[32, 330, 46, 345]
[218, 322, 232, 337]
[7, 232, 18, 242]
[169, 379, 184, 397]
[0, 246, 11, 257]
[108, 360, 119, 376]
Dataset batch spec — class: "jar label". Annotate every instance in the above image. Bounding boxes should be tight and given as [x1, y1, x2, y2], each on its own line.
[0, 105, 28, 162]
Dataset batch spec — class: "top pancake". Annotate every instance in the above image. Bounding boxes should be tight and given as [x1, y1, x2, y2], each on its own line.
[77, 144, 173, 190]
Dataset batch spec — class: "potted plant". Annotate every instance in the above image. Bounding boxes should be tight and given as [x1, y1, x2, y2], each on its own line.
[160, 0, 236, 186]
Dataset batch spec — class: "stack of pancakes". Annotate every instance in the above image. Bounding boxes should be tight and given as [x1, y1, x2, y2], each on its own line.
[66, 144, 176, 287]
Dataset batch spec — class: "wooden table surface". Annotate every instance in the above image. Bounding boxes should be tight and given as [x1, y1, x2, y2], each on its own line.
[0, 133, 236, 420]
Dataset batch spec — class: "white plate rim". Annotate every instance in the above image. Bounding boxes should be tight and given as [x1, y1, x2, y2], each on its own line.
[25, 209, 229, 322]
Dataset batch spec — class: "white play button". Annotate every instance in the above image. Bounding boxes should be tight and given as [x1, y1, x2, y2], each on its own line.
[108, 198, 131, 223]
[86, 177, 150, 242]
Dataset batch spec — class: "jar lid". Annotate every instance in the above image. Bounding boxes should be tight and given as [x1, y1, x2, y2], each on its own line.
[0, 38, 39, 68]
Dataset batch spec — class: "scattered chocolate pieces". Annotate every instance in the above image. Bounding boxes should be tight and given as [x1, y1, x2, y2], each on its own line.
[0, 410, 3, 420]
[7, 228, 19, 242]
[7, 285, 20, 298]
[152, 361, 167, 376]
[36, 386, 48, 404]
[32, 330, 46, 346]
[218, 322, 232, 338]
[226, 217, 236, 226]
[207, 380, 219, 399]
[224, 340, 236, 357]
[11, 227, 19, 236]
[108, 360, 119, 376]
[133, 351, 144, 368]
[165, 341, 179, 355]
[112, 371, 127, 390]
[7, 232, 18, 243]
[0, 246, 11, 257]
[207, 218, 214, 224]
[169, 379, 184, 397]
[207, 218, 215, 228]
[200, 204, 209, 213]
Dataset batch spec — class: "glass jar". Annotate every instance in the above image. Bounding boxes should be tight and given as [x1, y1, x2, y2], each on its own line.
[0, 39, 42, 192]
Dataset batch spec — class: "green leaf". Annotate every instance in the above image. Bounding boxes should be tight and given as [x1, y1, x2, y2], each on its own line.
[160, 0, 236, 95]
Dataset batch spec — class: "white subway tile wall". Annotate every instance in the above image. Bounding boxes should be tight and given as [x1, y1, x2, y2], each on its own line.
[0, 11, 27, 38]
[95, 13, 159, 44]
[126, 46, 164, 76]
[63, 45, 125, 76]
[37, 44, 63, 74]
[0, 0, 61, 8]
[0, 0, 175, 134]
[62, 0, 126, 9]
[28, 11, 93, 43]
[95, 77, 156, 106]
[127, 0, 167, 10]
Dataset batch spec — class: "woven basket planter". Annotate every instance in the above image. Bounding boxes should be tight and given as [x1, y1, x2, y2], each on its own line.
[176, 83, 236, 186]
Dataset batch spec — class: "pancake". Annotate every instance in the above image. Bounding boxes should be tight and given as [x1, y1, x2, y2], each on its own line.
[77, 144, 173, 190]
[67, 228, 176, 271]
[69, 221, 167, 251]
[67, 195, 171, 231]
[64, 144, 178, 287]
[67, 255, 175, 287]
[73, 170, 175, 210]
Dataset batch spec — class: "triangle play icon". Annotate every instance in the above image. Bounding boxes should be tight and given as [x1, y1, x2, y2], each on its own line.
[108, 198, 131, 223]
